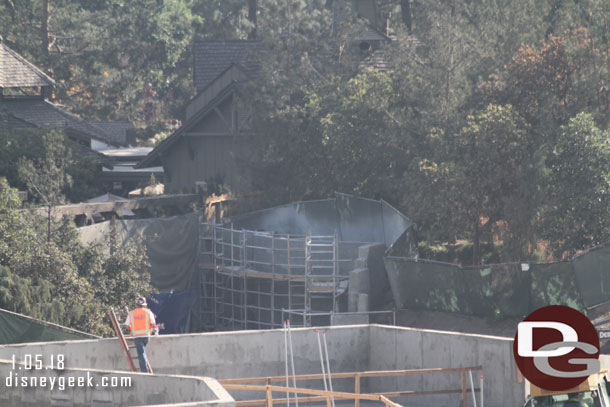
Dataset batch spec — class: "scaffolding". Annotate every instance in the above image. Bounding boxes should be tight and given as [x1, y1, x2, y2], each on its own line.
[199, 222, 362, 330]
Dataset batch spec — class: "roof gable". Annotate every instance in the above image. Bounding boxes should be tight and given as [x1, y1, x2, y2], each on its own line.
[193, 40, 261, 92]
[0, 43, 55, 89]
[137, 82, 242, 169]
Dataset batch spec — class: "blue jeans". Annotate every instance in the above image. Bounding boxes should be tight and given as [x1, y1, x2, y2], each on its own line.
[134, 336, 150, 373]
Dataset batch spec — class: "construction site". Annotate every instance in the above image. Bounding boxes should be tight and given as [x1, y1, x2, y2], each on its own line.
[2, 192, 610, 407]
[198, 193, 415, 330]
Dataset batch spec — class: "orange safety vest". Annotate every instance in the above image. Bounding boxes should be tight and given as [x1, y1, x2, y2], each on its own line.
[129, 308, 153, 337]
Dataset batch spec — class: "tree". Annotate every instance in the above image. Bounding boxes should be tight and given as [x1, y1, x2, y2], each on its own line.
[0, 0, 200, 122]
[0, 128, 104, 204]
[420, 104, 543, 264]
[0, 178, 154, 336]
[541, 113, 610, 258]
[17, 129, 71, 241]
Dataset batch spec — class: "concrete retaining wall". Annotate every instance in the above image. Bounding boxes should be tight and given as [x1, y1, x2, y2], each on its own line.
[0, 359, 233, 407]
[368, 325, 522, 407]
[0, 326, 369, 380]
[0, 325, 524, 407]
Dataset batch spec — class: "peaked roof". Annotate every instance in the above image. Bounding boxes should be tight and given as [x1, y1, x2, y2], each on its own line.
[0, 97, 118, 145]
[138, 80, 242, 169]
[0, 43, 55, 89]
[193, 40, 262, 92]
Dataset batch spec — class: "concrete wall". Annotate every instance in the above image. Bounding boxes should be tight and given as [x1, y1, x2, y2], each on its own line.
[0, 326, 370, 398]
[368, 325, 523, 407]
[0, 325, 523, 407]
[0, 359, 233, 407]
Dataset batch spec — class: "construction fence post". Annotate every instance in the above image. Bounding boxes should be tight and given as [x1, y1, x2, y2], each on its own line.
[266, 384, 273, 407]
[354, 373, 361, 407]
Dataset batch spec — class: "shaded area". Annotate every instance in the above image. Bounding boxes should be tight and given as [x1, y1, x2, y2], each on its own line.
[148, 290, 197, 334]
[385, 244, 609, 317]
[0, 308, 97, 345]
[79, 212, 200, 292]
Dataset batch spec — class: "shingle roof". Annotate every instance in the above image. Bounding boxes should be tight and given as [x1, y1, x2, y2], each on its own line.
[0, 97, 116, 144]
[0, 43, 55, 89]
[90, 121, 134, 146]
[193, 40, 262, 92]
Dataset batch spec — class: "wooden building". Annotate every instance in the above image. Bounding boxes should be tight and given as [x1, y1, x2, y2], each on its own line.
[138, 41, 261, 194]
[0, 42, 163, 197]
[138, 1, 396, 194]
[0, 42, 129, 154]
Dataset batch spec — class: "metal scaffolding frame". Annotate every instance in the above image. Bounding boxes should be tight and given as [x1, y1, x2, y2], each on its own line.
[199, 222, 358, 330]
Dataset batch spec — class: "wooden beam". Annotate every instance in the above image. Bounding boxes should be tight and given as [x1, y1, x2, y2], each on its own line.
[214, 106, 232, 131]
[223, 384, 383, 402]
[25, 194, 199, 219]
[218, 366, 483, 385]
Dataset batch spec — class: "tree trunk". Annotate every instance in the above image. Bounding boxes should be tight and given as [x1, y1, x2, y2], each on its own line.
[400, 0, 412, 34]
[41, 0, 50, 60]
[47, 205, 51, 242]
[473, 219, 481, 266]
[247, 0, 257, 39]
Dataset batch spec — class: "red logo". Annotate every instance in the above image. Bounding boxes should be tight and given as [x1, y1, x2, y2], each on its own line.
[513, 305, 600, 391]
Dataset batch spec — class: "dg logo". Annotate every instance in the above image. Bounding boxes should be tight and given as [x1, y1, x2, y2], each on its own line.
[513, 305, 600, 391]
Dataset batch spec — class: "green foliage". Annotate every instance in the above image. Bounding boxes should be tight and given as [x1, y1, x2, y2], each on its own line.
[17, 129, 71, 207]
[0, 128, 104, 204]
[0, 0, 200, 122]
[0, 178, 154, 336]
[246, 1, 609, 263]
[1, 0, 609, 264]
[420, 104, 545, 263]
[542, 114, 610, 257]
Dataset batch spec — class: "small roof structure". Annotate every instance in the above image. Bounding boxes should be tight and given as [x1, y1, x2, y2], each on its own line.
[100, 147, 153, 159]
[193, 40, 261, 92]
[90, 121, 135, 146]
[0, 97, 118, 146]
[0, 43, 55, 89]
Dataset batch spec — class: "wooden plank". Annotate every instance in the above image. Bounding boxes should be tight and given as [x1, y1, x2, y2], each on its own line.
[26, 194, 199, 219]
[219, 366, 483, 384]
[379, 395, 400, 407]
[373, 388, 479, 397]
[355, 373, 361, 407]
[222, 384, 383, 402]
[236, 395, 346, 406]
[233, 389, 480, 407]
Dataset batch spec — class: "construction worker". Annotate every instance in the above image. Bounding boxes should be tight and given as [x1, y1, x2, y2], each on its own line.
[123, 297, 157, 373]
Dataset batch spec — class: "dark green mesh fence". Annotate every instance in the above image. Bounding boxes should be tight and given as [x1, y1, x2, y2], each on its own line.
[0, 308, 96, 345]
[572, 245, 610, 308]
[529, 262, 583, 311]
[385, 243, 609, 317]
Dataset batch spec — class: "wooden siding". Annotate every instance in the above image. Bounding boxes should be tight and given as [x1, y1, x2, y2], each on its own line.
[190, 97, 233, 134]
[164, 134, 252, 194]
